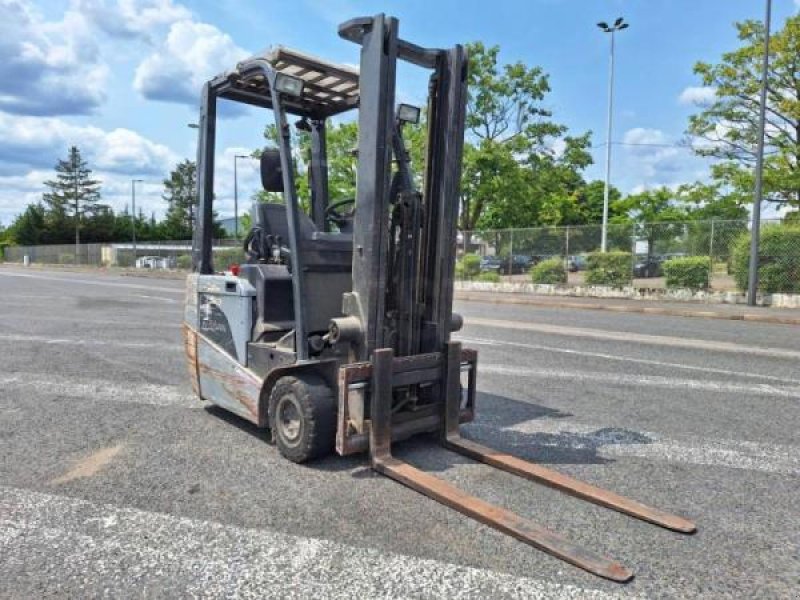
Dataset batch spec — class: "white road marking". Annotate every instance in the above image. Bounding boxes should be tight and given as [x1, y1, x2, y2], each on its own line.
[0, 486, 622, 599]
[0, 270, 183, 295]
[465, 317, 800, 360]
[134, 294, 179, 303]
[0, 333, 179, 351]
[459, 336, 800, 386]
[486, 418, 800, 476]
[0, 375, 199, 408]
[479, 364, 800, 399]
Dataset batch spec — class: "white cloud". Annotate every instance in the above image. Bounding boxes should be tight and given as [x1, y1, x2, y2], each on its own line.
[678, 86, 717, 106]
[77, 0, 191, 40]
[617, 127, 708, 189]
[134, 20, 249, 105]
[0, 113, 177, 175]
[0, 1, 108, 115]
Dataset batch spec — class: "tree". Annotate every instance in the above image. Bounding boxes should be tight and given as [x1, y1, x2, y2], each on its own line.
[687, 14, 800, 208]
[41, 146, 104, 244]
[161, 160, 197, 239]
[7, 203, 47, 246]
[614, 187, 688, 256]
[460, 42, 593, 230]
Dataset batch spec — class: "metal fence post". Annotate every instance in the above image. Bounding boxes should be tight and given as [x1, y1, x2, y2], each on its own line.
[708, 219, 715, 290]
[508, 229, 514, 278]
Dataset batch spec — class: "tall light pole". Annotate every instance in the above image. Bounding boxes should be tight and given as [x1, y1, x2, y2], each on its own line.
[131, 179, 143, 264]
[597, 17, 629, 252]
[747, 0, 772, 307]
[233, 154, 252, 240]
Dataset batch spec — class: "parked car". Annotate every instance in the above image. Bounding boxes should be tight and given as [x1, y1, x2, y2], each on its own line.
[479, 255, 503, 272]
[501, 254, 534, 275]
[135, 255, 176, 270]
[568, 255, 587, 272]
[633, 255, 662, 278]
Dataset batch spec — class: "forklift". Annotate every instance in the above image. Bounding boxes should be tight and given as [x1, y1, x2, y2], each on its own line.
[184, 14, 695, 582]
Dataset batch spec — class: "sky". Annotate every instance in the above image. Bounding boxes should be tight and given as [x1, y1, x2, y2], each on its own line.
[1, 0, 798, 226]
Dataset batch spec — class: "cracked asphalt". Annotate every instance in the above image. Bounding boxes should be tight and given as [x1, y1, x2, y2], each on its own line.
[0, 266, 798, 598]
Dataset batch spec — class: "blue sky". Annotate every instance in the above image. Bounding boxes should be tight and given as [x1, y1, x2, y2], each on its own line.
[1, 0, 798, 225]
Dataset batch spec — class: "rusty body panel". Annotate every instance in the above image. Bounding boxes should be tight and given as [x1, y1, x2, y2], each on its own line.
[182, 324, 201, 397]
[195, 332, 263, 424]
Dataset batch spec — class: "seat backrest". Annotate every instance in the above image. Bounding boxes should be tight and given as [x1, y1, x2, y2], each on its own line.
[255, 203, 318, 240]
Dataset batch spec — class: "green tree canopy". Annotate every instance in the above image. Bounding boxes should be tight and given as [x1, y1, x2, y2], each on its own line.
[161, 159, 197, 239]
[461, 42, 594, 230]
[687, 14, 800, 208]
[41, 146, 105, 244]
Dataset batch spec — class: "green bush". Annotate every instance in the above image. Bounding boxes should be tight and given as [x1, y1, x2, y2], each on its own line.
[58, 253, 75, 264]
[456, 254, 481, 280]
[215, 248, 246, 271]
[584, 251, 632, 287]
[176, 254, 192, 270]
[730, 225, 800, 294]
[476, 271, 501, 283]
[530, 257, 567, 284]
[663, 256, 710, 289]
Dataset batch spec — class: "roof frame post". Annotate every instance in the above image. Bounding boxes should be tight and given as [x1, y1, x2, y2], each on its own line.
[263, 65, 311, 361]
[194, 81, 217, 274]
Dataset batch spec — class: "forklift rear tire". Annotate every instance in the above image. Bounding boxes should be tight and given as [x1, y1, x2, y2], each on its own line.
[269, 375, 336, 463]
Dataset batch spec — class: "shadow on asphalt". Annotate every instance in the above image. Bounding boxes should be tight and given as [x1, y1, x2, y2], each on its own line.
[204, 391, 655, 477]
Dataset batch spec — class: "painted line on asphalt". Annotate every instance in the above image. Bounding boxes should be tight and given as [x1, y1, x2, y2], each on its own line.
[479, 364, 800, 399]
[0, 486, 621, 599]
[0, 270, 184, 295]
[0, 375, 199, 408]
[465, 317, 800, 360]
[0, 333, 179, 351]
[476, 418, 800, 476]
[459, 336, 800, 386]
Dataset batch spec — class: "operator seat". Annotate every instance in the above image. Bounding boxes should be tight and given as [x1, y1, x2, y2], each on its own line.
[242, 204, 353, 340]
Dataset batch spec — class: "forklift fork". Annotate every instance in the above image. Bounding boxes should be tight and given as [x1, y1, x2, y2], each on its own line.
[368, 342, 696, 582]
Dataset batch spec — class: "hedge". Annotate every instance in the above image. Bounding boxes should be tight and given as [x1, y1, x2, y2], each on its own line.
[476, 270, 501, 283]
[663, 256, 710, 289]
[584, 251, 632, 287]
[176, 254, 192, 270]
[730, 225, 800, 294]
[530, 257, 567, 284]
[456, 253, 481, 280]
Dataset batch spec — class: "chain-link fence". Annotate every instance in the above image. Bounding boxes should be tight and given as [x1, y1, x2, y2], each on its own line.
[3, 218, 799, 294]
[2, 239, 243, 271]
[458, 218, 800, 294]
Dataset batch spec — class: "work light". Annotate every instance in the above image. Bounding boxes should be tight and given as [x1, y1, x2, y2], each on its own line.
[397, 103, 421, 124]
[275, 73, 304, 97]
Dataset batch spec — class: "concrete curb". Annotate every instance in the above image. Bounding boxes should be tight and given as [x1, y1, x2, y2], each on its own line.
[455, 291, 800, 326]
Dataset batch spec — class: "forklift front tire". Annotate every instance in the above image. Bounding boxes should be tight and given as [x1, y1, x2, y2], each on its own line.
[269, 375, 336, 463]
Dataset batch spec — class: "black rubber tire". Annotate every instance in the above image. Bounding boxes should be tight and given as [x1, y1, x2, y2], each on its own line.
[268, 374, 336, 463]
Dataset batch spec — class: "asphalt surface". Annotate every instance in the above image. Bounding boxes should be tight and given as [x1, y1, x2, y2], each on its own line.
[0, 266, 798, 599]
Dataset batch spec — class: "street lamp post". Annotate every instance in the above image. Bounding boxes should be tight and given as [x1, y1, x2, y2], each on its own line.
[234, 154, 251, 240]
[131, 179, 144, 265]
[747, 0, 772, 307]
[597, 17, 629, 252]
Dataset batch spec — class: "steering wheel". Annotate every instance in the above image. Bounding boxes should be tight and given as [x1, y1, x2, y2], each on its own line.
[324, 198, 356, 227]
